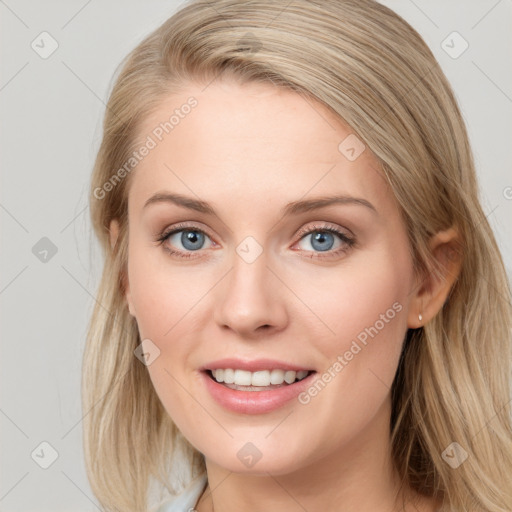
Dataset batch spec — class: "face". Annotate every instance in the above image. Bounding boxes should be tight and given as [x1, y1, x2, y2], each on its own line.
[121, 78, 418, 475]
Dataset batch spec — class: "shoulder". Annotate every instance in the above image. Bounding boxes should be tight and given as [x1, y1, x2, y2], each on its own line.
[155, 472, 208, 512]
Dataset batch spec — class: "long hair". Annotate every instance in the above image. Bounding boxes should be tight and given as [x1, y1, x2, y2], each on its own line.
[83, 1, 512, 510]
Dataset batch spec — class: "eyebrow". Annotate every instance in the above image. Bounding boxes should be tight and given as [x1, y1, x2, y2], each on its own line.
[143, 192, 378, 216]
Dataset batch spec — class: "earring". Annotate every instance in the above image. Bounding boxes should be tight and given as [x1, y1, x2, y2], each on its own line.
[418, 313, 423, 323]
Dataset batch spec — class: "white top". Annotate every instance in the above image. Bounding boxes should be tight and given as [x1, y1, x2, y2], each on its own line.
[155, 473, 208, 512]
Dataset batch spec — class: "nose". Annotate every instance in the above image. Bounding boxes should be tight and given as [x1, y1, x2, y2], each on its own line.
[213, 249, 288, 338]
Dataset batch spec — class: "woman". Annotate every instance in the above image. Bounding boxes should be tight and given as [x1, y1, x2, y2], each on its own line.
[83, 1, 512, 511]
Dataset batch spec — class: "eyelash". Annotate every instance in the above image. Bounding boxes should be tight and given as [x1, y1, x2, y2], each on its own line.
[155, 222, 356, 260]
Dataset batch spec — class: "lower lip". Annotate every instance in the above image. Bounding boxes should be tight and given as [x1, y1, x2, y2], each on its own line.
[201, 371, 316, 414]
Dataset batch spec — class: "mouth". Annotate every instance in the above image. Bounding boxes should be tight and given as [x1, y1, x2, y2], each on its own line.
[204, 368, 316, 392]
[200, 364, 318, 414]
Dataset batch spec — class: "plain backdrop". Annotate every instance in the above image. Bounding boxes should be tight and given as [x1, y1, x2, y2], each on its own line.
[1, 1, 511, 510]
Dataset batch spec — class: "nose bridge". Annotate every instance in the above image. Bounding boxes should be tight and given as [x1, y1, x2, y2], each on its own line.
[213, 239, 287, 334]
[231, 243, 269, 295]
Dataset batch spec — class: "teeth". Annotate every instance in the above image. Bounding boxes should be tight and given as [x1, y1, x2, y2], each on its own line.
[211, 368, 310, 386]
[223, 369, 234, 384]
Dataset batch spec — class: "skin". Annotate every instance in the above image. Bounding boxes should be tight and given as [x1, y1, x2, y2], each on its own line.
[110, 78, 460, 512]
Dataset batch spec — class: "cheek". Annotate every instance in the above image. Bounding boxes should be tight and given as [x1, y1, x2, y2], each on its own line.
[293, 248, 412, 433]
[292, 251, 410, 358]
[126, 246, 206, 423]
[126, 240, 205, 339]
[297, 250, 412, 408]
[126, 243, 211, 397]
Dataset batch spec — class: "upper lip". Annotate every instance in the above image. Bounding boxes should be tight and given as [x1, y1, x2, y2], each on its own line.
[200, 358, 315, 372]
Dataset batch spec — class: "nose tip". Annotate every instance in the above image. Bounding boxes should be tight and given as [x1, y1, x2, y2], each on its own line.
[213, 257, 288, 337]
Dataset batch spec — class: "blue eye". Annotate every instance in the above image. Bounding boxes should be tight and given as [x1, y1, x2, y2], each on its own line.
[294, 225, 355, 259]
[156, 222, 355, 260]
[157, 224, 214, 258]
[302, 231, 336, 252]
[170, 230, 207, 251]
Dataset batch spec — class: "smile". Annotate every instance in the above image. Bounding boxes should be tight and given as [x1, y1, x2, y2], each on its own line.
[201, 368, 317, 414]
[208, 368, 312, 389]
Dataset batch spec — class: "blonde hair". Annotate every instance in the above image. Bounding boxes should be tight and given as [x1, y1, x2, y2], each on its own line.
[83, 1, 512, 510]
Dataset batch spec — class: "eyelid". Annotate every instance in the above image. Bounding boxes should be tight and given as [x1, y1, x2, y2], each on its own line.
[159, 221, 216, 242]
[291, 222, 356, 258]
[294, 221, 353, 240]
[159, 221, 351, 244]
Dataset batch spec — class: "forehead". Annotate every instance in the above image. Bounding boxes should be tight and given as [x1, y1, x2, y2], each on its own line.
[128, 79, 391, 214]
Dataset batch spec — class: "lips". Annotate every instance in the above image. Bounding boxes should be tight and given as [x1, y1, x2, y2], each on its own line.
[200, 368, 317, 414]
[198, 357, 317, 414]
[200, 357, 314, 373]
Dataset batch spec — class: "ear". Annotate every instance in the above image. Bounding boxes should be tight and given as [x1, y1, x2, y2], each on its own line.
[407, 227, 463, 328]
[109, 219, 136, 317]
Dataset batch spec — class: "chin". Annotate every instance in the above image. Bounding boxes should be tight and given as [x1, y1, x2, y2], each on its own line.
[204, 447, 308, 476]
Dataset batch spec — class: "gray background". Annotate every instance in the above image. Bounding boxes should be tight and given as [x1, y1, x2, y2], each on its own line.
[1, 1, 511, 510]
